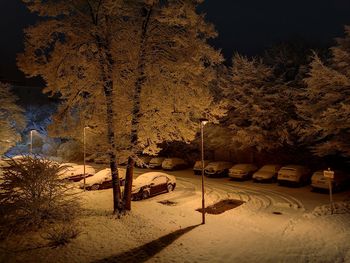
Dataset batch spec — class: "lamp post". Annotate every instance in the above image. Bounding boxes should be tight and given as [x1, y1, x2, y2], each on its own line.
[83, 126, 90, 191]
[200, 118, 208, 224]
[29, 130, 35, 154]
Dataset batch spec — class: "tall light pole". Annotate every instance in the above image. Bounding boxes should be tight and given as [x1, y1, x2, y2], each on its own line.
[29, 130, 35, 154]
[83, 126, 90, 191]
[200, 118, 208, 224]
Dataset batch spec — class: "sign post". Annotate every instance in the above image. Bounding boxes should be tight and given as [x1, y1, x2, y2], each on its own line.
[323, 168, 334, 215]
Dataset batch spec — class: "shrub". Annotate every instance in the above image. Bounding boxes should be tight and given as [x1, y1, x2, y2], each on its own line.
[43, 223, 81, 247]
[0, 155, 80, 239]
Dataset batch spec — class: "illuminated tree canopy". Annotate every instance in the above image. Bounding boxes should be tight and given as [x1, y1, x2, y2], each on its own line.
[18, 0, 226, 212]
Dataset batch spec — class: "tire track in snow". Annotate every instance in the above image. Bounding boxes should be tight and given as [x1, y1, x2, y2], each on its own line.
[166, 177, 304, 212]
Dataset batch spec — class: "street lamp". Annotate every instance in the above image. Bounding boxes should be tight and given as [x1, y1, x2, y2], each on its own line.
[29, 129, 35, 154]
[200, 118, 208, 224]
[83, 126, 91, 191]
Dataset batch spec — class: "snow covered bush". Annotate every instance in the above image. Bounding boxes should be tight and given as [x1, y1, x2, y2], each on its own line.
[43, 223, 81, 247]
[0, 156, 79, 239]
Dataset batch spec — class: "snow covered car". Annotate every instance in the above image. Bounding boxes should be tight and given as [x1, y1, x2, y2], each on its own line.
[80, 167, 126, 190]
[135, 156, 152, 168]
[131, 172, 176, 200]
[162, 158, 188, 170]
[277, 165, 310, 186]
[252, 164, 282, 182]
[228, 163, 258, 180]
[193, 160, 212, 175]
[148, 157, 166, 169]
[59, 163, 95, 182]
[204, 161, 233, 177]
[311, 170, 349, 191]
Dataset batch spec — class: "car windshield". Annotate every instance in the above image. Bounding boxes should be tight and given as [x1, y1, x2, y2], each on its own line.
[260, 165, 276, 172]
[151, 158, 162, 163]
[206, 163, 219, 168]
[281, 168, 296, 171]
[85, 168, 125, 185]
[233, 164, 250, 170]
[133, 173, 156, 187]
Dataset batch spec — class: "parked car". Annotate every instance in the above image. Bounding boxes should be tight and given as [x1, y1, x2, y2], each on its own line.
[135, 156, 152, 168]
[149, 157, 166, 169]
[59, 163, 95, 182]
[229, 163, 258, 180]
[204, 161, 233, 177]
[252, 164, 282, 182]
[131, 172, 176, 200]
[311, 170, 349, 191]
[80, 167, 126, 190]
[277, 165, 310, 186]
[193, 160, 212, 175]
[162, 158, 188, 170]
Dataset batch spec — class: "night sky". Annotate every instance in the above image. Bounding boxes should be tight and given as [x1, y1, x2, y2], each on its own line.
[1, 0, 350, 84]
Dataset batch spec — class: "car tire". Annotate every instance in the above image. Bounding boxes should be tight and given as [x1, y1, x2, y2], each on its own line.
[167, 184, 174, 192]
[91, 184, 100, 190]
[142, 190, 150, 199]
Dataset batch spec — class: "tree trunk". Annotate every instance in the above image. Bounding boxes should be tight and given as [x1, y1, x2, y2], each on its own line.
[104, 82, 122, 214]
[123, 5, 153, 210]
[96, 31, 122, 214]
[123, 156, 134, 210]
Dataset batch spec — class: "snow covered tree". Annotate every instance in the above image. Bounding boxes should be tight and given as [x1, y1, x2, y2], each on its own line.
[18, 0, 126, 213]
[263, 41, 315, 84]
[119, 0, 225, 209]
[18, 0, 225, 212]
[223, 54, 300, 154]
[0, 82, 25, 155]
[299, 26, 350, 157]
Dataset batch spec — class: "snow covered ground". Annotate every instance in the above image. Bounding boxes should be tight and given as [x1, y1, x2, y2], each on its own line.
[1, 169, 350, 263]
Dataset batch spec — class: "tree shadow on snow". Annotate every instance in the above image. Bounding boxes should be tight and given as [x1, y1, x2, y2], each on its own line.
[93, 224, 200, 263]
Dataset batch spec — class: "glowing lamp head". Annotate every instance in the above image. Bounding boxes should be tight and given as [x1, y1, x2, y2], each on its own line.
[200, 118, 208, 126]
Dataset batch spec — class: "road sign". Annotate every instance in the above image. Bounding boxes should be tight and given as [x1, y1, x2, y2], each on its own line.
[323, 170, 334, 179]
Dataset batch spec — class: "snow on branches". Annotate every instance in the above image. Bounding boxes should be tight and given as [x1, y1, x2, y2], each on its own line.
[300, 27, 350, 157]
[0, 82, 25, 155]
[223, 55, 299, 152]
